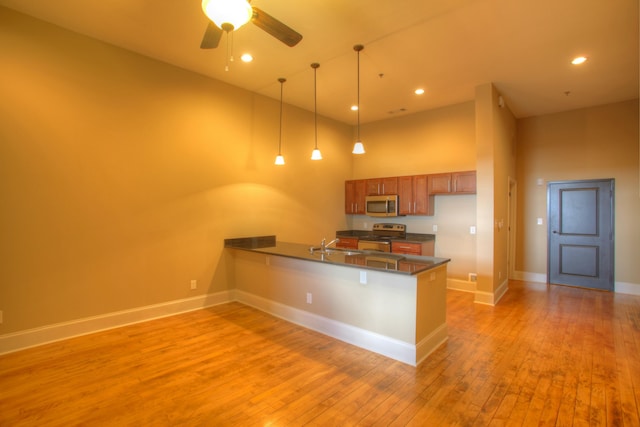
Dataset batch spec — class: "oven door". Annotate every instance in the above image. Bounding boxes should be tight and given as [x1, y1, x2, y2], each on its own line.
[357, 240, 391, 252]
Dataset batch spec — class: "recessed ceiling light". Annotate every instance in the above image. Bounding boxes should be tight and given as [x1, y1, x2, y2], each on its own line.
[571, 56, 587, 65]
[351, 105, 358, 111]
[414, 88, 425, 95]
[240, 53, 253, 63]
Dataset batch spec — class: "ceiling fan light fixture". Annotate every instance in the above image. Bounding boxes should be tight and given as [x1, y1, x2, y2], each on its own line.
[202, 0, 253, 31]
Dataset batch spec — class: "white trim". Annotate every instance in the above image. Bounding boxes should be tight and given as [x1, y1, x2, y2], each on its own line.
[447, 278, 476, 293]
[234, 290, 443, 366]
[513, 270, 546, 283]
[514, 271, 640, 296]
[615, 281, 640, 296]
[415, 323, 448, 366]
[0, 291, 233, 356]
[473, 279, 509, 306]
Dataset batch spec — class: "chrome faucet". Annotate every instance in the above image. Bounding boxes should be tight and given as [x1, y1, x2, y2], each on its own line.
[321, 238, 340, 251]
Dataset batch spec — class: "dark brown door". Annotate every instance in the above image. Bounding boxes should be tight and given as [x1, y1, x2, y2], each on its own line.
[548, 179, 614, 291]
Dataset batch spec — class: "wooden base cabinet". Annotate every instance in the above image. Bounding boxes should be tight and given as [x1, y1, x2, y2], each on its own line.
[336, 237, 359, 250]
[391, 240, 435, 257]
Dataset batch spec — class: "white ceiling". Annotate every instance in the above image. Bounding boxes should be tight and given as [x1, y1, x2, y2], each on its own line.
[1, 0, 638, 125]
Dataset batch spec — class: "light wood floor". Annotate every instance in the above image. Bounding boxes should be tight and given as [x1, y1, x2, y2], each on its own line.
[1, 280, 639, 426]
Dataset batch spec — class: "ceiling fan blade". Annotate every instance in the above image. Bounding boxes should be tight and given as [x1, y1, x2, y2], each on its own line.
[200, 22, 223, 49]
[251, 7, 302, 47]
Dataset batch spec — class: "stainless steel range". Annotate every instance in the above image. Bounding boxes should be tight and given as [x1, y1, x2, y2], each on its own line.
[357, 223, 406, 252]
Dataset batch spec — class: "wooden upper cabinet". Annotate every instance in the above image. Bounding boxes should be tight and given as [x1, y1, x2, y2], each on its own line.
[346, 170, 474, 215]
[428, 173, 453, 194]
[428, 171, 476, 195]
[366, 177, 398, 195]
[345, 180, 366, 214]
[397, 176, 414, 215]
[398, 175, 434, 216]
[452, 171, 476, 194]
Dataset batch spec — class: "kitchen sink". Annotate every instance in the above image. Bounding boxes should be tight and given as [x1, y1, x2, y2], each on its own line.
[308, 247, 362, 256]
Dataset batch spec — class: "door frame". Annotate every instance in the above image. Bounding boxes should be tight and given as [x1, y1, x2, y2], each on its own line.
[546, 178, 615, 291]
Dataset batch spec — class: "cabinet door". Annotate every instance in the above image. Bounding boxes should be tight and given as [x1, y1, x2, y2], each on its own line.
[391, 242, 422, 255]
[345, 180, 366, 214]
[453, 171, 476, 194]
[366, 177, 398, 195]
[428, 173, 452, 194]
[397, 176, 414, 215]
[413, 175, 434, 215]
[336, 237, 359, 249]
[381, 177, 398, 195]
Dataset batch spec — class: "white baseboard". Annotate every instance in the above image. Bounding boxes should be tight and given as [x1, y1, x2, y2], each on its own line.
[514, 271, 640, 296]
[614, 282, 640, 296]
[447, 278, 476, 293]
[415, 323, 448, 366]
[474, 279, 509, 306]
[0, 291, 233, 356]
[512, 271, 547, 283]
[234, 290, 443, 366]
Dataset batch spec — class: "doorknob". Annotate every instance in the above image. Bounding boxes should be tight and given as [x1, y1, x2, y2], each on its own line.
[552, 230, 558, 234]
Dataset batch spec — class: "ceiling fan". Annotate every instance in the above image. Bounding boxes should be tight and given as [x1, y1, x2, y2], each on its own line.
[200, 0, 303, 49]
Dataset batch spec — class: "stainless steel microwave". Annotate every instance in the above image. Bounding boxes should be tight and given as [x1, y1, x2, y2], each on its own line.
[365, 195, 400, 217]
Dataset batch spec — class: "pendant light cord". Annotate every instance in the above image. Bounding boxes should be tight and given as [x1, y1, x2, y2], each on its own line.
[357, 48, 360, 140]
[278, 78, 285, 154]
[312, 63, 320, 150]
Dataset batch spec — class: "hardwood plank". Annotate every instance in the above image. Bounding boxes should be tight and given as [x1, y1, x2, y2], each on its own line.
[1, 282, 639, 426]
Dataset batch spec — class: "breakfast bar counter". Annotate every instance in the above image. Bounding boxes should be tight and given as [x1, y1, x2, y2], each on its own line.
[224, 236, 450, 275]
[224, 235, 450, 366]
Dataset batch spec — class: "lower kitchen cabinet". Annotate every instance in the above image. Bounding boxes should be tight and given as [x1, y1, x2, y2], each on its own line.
[336, 237, 359, 250]
[391, 241, 435, 257]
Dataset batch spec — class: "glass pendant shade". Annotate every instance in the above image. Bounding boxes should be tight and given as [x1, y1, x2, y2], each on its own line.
[352, 141, 365, 154]
[201, 0, 252, 31]
[275, 155, 285, 165]
[311, 148, 322, 160]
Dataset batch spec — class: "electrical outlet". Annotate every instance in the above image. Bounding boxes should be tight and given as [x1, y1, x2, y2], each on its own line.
[359, 271, 367, 284]
[469, 273, 477, 282]
[306, 292, 312, 304]
[190, 279, 197, 290]
[470, 226, 477, 234]
[432, 224, 438, 232]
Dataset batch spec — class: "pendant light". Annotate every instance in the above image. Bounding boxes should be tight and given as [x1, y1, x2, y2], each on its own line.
[275, 78, 286, 165]
[310, 62, 322, 160]
[352, 44, 365, 154]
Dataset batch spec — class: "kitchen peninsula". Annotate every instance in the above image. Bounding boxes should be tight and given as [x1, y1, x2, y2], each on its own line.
[224, 236, 450, 366]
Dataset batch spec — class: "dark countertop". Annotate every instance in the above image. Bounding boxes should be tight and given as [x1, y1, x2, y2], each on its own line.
[224, 236, 450, 276]
[336, 230, 436, 243]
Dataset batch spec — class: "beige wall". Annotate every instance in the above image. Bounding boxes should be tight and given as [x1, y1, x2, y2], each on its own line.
[0, 8, 353, 334]
[516, 100, 640, 290]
